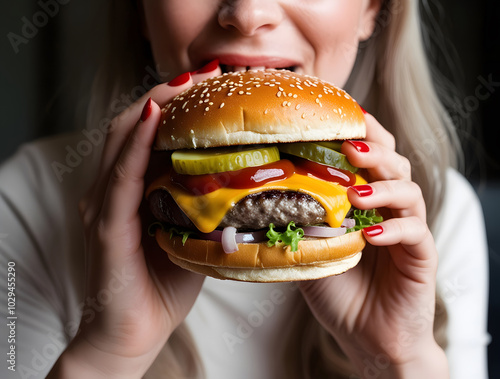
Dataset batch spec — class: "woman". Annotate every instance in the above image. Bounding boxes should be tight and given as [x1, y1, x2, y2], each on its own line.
[0, 0, 488, 378]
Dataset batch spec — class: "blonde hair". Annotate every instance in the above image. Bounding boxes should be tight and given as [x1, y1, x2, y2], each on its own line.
[88, 0, 458, 377]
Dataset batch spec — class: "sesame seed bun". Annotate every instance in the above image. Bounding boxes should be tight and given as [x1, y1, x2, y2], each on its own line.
[155, 69, 365, 150]
[149, 69, 368, 282]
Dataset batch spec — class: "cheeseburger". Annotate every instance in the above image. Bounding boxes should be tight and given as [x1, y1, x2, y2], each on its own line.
[146, 69, 381, 282]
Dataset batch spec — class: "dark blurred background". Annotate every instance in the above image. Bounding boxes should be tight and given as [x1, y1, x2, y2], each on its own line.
[1, 1, 499, 376]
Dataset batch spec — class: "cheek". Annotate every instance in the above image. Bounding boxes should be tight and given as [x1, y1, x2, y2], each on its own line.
[295, 3, 364, 86]
[143, 1, 213, 77]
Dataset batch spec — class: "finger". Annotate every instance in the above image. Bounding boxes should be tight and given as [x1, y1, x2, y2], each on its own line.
[348, 180, 426, 222]
[342, 140, 412, 181]
[362, 217, 434, 259]
[100, 99, 162, 238]
[99, 75, 194, 188]
[191, 59, 222, 83]
[83, 77, 194, 226]
[363, 112, 396, 150]
[362, 218, 438, 284]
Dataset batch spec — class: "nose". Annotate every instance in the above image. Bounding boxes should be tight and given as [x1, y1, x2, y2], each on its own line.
[218, 0, 284, 36]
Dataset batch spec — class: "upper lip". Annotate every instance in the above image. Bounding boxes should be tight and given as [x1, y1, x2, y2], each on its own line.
[199, 54, 300, 70]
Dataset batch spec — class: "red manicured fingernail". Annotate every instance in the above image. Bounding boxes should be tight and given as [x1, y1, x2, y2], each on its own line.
[140, 98, 152, 121]
[363, 225, 384, 237]
[167, 72, 191, 87]
[192, 59, 219, 74]
[360, 105, 367, 114]
[347, 140, 370, 153]
[350, 184, 373, 197]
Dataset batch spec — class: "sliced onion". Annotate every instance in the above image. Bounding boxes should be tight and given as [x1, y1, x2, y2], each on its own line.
[301, 225, 346, 238]
[235, 230, 268, 243]
[221, 227, 238, 254]
[341, 218, 355, 229]
[198, 230, 223, 242]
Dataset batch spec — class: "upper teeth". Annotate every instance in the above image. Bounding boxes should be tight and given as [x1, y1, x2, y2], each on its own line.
[221, 65, 295, 73]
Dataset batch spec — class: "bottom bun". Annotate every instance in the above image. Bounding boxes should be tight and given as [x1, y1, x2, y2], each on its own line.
[168, 252, 362, 282]
[155, 229, 365, 282]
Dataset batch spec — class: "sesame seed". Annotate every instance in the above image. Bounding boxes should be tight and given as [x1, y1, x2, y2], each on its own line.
[238, 91, 244, 95]
[302, 113, 307, 119]
[220, 103, 225, 108]
[246, 92, 251, 95]
[295, 104, 301, 110]
[205, 107, 210, 112]
[163, 120, 166, 124]
[282, 101, 288, 107]
[277, 92, 282, 98]
[227, 92, 233, 96]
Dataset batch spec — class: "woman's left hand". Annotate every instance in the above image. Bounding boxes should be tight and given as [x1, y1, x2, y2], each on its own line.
[299, 113, 448, 378]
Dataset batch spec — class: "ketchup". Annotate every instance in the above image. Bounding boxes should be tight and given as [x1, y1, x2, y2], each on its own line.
[170, 158, 356, 195]
[292, 156, 356, 187]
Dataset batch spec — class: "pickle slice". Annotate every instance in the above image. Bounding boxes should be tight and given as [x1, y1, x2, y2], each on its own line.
[171, 146, 280, 175]
[316, 141, 343, 152]
[279, 142, 358, 173]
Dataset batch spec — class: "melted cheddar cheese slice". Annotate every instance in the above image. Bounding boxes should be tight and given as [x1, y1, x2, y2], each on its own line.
[147, 173, 367, 233]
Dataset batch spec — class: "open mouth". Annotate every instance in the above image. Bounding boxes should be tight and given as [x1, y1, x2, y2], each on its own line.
[219, 64, 297, 74]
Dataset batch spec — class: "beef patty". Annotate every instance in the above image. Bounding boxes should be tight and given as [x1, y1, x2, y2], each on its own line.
[148, 189, 327, 231]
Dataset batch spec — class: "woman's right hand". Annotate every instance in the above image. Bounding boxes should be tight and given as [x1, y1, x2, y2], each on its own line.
[48, 62, 222, 379]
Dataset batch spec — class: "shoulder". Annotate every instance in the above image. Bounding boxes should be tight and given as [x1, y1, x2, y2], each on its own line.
[434, 169, 489, 378]
[0, 131, 101, 322]
[0, 131, 101, 188]
[434, 168, 487, 281]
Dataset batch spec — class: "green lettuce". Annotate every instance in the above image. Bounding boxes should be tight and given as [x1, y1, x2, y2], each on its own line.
[347, 209, 383, 233]
[266, 221, 305, 252]
[148, 222, 194, 245]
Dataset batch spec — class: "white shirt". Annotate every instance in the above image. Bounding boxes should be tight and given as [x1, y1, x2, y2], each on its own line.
[0, 133, 489, 378]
